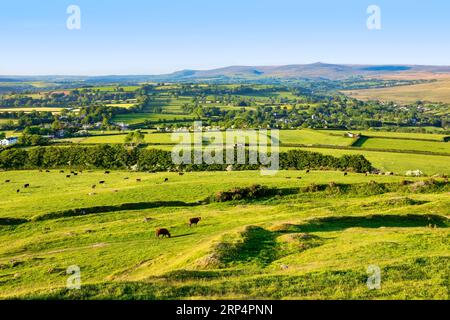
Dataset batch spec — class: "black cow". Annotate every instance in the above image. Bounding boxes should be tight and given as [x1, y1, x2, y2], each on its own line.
[156, 228, 171, 238]
[189, 217, 201, 227]
[23, 184, 30, 188]
[99, 181, 105, 184]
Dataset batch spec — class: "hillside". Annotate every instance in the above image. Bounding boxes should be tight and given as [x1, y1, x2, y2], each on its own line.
[3, 63, 450, 83]
[0, 170, 448, 299]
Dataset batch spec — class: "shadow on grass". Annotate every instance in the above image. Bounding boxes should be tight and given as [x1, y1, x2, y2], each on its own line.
[170, 233, 195, 239]
[278, 214, 449, 233]
[0, 218, 29, 226]
[216, 226, 279, 266]
[33, 201, 198, 221]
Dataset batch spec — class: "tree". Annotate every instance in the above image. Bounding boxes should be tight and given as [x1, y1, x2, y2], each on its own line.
[0, 132, 5, 139]
[51, 119, 63, 131]
[124, 130, 145, 147]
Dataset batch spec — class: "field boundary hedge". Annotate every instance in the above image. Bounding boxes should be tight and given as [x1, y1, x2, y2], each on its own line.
[0, 145, 373, 173]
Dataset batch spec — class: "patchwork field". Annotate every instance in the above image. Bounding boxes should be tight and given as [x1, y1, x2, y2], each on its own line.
[0, 170, 448, 299]
[295, 147, 450, 175]
[61, 129, 450, 175]
[357, 137, 450, 154]
[343, 78, 450, 104]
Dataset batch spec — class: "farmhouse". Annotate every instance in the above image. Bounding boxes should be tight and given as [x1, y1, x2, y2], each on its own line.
[346, 132, 361, 138]
[0, 137, 18, 146]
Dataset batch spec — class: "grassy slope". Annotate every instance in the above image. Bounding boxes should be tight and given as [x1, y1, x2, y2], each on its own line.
[359, 138, 450, 154]
[294, 147, 450, 175]
[321, 130, 448, 141]
[0, 170, 449, 299]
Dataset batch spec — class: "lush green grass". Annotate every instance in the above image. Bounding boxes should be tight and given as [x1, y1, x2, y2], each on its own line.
[279, 130, 355, 146]
[112, 113, 195, 125]
[0, 170, 448, 299]
[293, 147, 450, 175]
[60, 128, 450, 175]
[321, 130, 448, 141]
[359, 137, 450, 154]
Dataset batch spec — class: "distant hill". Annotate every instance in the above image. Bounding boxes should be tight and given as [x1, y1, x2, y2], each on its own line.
[3, 63, 450, 83]
[156, 63, 450, 81]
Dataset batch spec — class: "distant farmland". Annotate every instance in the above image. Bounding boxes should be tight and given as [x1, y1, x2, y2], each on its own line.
[343, 78, 450, 104]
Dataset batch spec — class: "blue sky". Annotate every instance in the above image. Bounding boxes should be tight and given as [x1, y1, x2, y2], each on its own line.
[1, 0, 449, 75]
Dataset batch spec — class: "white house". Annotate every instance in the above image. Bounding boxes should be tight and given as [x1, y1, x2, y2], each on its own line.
[0, 137, 19, 146]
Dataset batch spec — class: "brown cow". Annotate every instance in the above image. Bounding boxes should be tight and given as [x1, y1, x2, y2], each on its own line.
[189, 217, 201, 227]
[156, 228, 171, 238]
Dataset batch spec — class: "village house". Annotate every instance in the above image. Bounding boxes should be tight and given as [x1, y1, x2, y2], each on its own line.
[0, 136, 19, 146]
[346, 132, 361, 138]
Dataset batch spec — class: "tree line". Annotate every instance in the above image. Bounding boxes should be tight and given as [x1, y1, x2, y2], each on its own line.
[0, 145, 373, 173]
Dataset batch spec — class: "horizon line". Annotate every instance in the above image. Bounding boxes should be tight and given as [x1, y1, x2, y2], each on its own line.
[2, 62, 450, 78]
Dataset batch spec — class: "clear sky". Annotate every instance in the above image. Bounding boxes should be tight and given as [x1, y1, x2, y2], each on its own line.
[1, 0, 450, 75]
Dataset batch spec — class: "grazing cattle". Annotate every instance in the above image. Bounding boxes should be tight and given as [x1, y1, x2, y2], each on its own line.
[23, 184, 30, 188]
[297, 177, 302, 180]
[60, 170, 65, 173]
[155, 228, 171, 238]
[344, 172, 348, 176]
[306, 170, 310, 173]
[189, 217, 201, 227]
[70, 171, 75, 174]
[164, 178, 169, 182]
[5, 180, 10, 183]
[91, 185, 96, 189]
[73, 173, 78, 176]
[99, 181, 105, 184]
[104, 171, 110, 174]
[136, 178, 141, 182]
[16, 189, 20, 193]
[45, 170, 50, 173]
[143, 217, 151, 223]
[178, 172, 184, 176]
[66, 175, 71, 178]
[124, 177, 129, 180]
